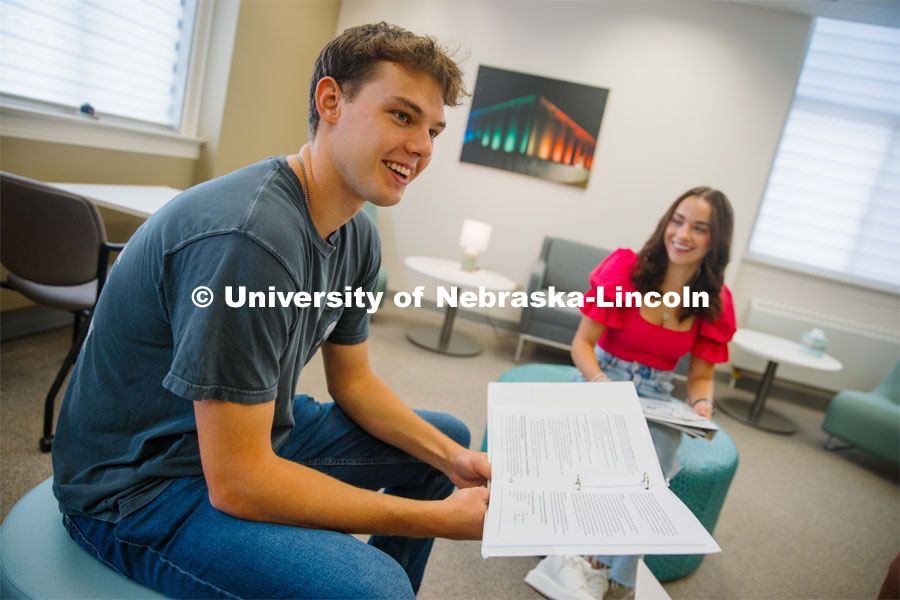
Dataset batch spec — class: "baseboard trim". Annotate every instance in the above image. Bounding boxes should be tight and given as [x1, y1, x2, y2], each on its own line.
[1, 307, 73, 341]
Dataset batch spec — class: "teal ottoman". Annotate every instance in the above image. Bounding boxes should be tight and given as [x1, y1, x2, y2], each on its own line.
[481, 363, 739, 582]
[0, 478, 167, 599]
[644, 427, 738, 581]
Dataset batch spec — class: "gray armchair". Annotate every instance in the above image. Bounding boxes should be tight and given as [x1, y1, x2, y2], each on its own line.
[515, 237, 611, 361]
[822, 360, 899, 466]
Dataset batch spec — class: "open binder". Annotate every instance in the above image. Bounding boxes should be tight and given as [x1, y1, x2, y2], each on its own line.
[481, 382, 721, 558]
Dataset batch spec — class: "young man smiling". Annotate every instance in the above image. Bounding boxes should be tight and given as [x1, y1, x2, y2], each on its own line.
[51, 23, 490, 599]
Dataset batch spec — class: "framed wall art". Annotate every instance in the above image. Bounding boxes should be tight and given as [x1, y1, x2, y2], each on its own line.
[461, 65, 609, 188]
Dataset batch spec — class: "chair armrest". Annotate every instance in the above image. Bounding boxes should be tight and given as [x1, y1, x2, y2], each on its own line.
[103, 242, 127, 252]
[519, 259, 547, 333]
[526, 259, 547, 294]
[94, 242, 127, 299]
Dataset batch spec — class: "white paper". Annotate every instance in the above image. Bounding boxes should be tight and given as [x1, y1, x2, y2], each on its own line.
[640, 398, 719, 431]
[482, 382, 720, 558]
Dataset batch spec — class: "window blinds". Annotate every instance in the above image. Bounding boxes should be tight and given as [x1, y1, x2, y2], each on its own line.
[748, 17, 900, 290]
[0, 0, 197, 128]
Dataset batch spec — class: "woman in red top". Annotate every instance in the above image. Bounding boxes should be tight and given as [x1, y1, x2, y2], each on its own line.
[525, 186, 736, 600]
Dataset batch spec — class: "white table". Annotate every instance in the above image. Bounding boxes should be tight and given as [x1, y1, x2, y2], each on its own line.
[48, 183, 182, 219]
[718, 328, 843, 434]
[636, 558, 671, 600]
[404, 256, 516, 357]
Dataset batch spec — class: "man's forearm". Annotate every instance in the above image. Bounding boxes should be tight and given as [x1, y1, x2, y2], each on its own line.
[329, 372, 462, 474]
[195, 396, 486, 540]
[207, 451, 447, 537]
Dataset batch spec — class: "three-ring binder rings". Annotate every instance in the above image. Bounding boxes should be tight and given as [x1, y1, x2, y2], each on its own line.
[481, 382, 721, 558]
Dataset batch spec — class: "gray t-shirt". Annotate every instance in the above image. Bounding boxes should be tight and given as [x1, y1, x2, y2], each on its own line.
[52, 157, 380, 522]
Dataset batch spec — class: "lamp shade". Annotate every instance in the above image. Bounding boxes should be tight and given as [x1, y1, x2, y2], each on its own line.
[458, 219, 492, 252]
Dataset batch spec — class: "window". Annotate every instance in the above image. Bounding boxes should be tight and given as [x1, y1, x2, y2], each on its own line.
[0, 0, 213, 158]
[1, 0, 197, 128]
[747, 17, 900, 291]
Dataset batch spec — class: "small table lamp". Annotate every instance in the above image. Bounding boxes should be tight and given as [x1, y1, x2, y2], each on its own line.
[459, 219, 492, 272]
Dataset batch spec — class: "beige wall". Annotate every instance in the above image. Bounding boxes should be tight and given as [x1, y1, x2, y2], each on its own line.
[196, 0, 341, 182]
[4, 0, 897, 335]
[1, 0, 342, 312]
[0, 138, 197, 187]
[336, 1, 899, 336]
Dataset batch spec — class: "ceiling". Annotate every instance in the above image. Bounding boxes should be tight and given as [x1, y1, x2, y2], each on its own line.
[737, 0, 900, 28]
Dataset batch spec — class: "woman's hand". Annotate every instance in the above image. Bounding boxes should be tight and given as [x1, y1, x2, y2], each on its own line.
[690, 398, 714, 419]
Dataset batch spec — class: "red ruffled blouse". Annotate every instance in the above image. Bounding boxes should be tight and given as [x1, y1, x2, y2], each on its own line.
[579, 248, 736, 371]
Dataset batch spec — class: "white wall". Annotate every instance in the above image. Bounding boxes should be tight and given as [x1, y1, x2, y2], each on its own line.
[337, 1, 900, 336]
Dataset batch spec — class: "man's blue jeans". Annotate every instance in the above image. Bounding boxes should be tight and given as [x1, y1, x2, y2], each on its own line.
[62, 395, 470, 599]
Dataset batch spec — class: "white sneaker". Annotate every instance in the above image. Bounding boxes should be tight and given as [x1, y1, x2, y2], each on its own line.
[524, 555, 599, 600]
[585, 564, 610, 599]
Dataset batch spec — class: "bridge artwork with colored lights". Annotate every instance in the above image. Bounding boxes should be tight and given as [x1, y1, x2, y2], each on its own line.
[460, 65, 609, 188]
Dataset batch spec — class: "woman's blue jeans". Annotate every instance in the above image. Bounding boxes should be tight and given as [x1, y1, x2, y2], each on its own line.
[575, 346, 684, 588]
[62, 395, 469, 599]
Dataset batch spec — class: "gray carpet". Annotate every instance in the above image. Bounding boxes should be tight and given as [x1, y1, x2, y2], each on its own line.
[2, 301, 898, 599]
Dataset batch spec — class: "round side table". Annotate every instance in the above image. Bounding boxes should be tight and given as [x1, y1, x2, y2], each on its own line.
[719, 328, 842, 434]
[403, 256, 515, 357]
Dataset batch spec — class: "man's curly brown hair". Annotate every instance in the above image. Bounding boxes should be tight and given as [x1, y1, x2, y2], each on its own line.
[308, 22, 467, 137]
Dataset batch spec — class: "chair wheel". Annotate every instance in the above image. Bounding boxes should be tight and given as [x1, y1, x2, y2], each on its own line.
[39, 436, 53, 453]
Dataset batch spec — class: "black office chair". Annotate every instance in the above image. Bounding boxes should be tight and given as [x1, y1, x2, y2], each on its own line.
[1, 172, 125, 452]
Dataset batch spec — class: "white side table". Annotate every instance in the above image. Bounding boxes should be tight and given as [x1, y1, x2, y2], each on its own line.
[48, 183, 182, 219]
[403, 256, 516, 357]
[718, 328, 843, 434]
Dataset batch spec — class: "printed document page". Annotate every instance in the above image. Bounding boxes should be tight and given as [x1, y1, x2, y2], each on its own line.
[482, 382, 720, 558]
[639, 397, 719, 440]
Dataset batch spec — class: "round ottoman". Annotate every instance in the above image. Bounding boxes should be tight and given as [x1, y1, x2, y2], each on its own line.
[0, 478, 167, 599]
[644, 427, 739, 581]
[482, 363, 739, 582]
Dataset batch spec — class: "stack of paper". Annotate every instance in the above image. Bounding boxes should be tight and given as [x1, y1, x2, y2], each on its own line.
[639, 397, 719, 440]
[481, 382, 721, 559]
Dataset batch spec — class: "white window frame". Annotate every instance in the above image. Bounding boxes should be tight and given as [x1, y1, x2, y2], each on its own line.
[745, 17, 900, 295]
[0, 0, 214, 159]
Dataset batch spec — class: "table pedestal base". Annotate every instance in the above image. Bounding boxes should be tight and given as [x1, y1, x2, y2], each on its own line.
[406, 327, 481, 356]
[717, 397, 796, 434]
[406, 305, 481, 357]
[717, 359, 796, 434]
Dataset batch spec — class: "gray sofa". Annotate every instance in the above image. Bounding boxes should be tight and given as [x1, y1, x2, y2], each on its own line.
[515, 237, 611, 361]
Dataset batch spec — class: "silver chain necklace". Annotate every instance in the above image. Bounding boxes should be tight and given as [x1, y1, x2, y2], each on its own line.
[297, 154, 310, 207]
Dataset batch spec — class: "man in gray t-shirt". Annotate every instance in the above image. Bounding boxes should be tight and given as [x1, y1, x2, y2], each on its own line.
[51, 23, 490, 599]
